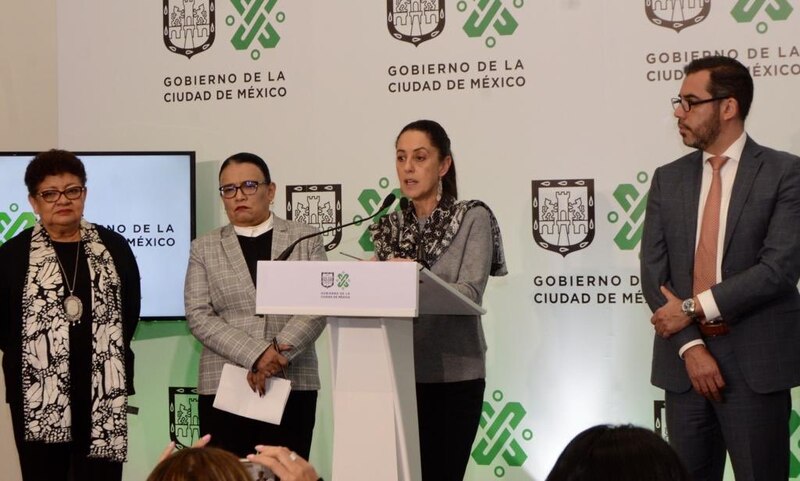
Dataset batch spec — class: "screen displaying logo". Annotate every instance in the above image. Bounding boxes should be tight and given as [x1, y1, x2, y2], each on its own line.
[286, 184, 343, 252]
[459, 0, 522, 48]
[532, 179, 595, 257]
[645, 0, 710, 33]
[228, 0, 284, 60]
[608, 172, 649, 251]
[387, 0, 446, 46]
[472, 390, 532, 477]
[169, 387, 200, 449]
[163, 0, 216, 58]
[731, 0, 793, 33]
[0, 203, 36, 246]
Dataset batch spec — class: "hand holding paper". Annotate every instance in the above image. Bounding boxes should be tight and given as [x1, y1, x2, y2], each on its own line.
[214, 364, 292, 425]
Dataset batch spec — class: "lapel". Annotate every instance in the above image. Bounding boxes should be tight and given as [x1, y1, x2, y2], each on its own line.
[723, 136, 763, 255]
[220, 224, 256, 297]
[271, 215, 291, 260]
[682, 151, 703, 258]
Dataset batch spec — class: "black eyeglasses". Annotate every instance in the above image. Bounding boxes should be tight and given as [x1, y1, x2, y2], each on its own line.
[37, 186, 86, 203]
[218, 180, 267, 198]
[671, 96, 729, 112]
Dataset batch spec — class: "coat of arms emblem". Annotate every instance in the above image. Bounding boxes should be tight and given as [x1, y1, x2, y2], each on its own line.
[286, 184, 343, 252]
[645, 0, 710, 33]
[168, 387, 200, 448]
[163, 0, 215, 58]
[532, 179, 595, 257]
[387, 0, 446, 46]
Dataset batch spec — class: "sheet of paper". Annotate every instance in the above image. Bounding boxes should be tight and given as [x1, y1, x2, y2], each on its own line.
[213, 363, 292, 425]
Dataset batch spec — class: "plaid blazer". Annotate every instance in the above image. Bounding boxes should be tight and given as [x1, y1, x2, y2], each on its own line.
[184, 215, 327, 394]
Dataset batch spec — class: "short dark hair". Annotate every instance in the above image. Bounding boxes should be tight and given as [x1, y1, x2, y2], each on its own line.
[147, 447, 252, 481]
[545, 424, 689, 481]
[397, 119, 458, 200]
[219, 152, 272, 183]
[24, 149, 87, 195]
[684, 55, 753, 121]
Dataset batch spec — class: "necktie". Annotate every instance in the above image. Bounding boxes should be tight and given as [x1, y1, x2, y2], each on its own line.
[693, 156, 728, 295]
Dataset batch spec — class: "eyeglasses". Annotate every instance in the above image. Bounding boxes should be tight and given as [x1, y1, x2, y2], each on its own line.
[36, 186, 86, 203]
[218, 180, 267, 198]
[671, 96, 729, 112]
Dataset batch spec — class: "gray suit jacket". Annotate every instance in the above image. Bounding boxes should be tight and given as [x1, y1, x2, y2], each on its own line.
[641, 137, 800, 394]
[185, 215, 327, 394]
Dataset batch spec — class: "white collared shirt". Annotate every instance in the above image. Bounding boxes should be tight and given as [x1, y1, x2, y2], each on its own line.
[679, 131, 747, 357]
[233, 213, 274, 237]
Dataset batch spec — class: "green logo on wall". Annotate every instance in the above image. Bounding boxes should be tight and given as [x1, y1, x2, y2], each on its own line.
[790, 409, 800, 477]
[458, 0, 523, 48]
[731, 0, 793, 33]
[472, 390, 532, 478]
[353, 177, 402, 252]
[607, 172, 649, 251]
[0, 204, 36, 246]
[227, 0, 284, 60]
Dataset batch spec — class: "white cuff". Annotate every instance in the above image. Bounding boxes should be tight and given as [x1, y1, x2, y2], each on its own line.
[679, 339, 705, 359]
[696, 290, 721, 321]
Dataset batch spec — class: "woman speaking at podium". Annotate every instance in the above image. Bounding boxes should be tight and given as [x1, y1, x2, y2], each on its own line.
[370, 120, 507, 480]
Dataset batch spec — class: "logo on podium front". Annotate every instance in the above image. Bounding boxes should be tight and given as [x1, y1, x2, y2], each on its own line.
[321, 272, 334, 288]
[387, 0, 446, 46]
[531, 179, 595, 257]
[163, 0, 216, 58]
[645, 0, 710, 33]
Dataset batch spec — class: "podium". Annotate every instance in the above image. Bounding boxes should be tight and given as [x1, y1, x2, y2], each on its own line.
[256, 261, 485, 481]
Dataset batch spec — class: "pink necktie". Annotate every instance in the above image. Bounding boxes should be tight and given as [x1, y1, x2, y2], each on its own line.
[693, 156, 728, 295]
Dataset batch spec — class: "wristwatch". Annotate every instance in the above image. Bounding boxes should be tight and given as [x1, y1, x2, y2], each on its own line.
[681, 298, 697, 320]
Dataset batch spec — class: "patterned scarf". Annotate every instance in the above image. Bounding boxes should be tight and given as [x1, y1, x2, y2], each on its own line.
[370, 195, 508, 276]
[22, 219, 128, 462]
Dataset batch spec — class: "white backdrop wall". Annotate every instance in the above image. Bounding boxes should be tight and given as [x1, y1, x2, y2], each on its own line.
[0, 3, 58, 480]
[2, 1, 800, 480]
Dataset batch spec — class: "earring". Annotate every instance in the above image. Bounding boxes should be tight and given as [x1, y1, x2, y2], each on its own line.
[436, 178, 443, 202]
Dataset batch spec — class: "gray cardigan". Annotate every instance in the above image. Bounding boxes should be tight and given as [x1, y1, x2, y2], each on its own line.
[414, 206, 493, 383]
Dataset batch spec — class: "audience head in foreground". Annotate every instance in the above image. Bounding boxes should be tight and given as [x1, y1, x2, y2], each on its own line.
[545, 424, 689, 481]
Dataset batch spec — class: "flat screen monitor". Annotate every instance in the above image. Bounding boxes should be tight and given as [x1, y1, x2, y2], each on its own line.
[0, 151, 195, 320]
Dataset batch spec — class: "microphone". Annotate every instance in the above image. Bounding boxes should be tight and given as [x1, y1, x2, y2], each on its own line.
[275, 193, 397, 261]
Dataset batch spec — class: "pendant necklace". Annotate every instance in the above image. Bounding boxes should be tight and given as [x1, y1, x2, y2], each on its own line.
[54, 241, 83, 324]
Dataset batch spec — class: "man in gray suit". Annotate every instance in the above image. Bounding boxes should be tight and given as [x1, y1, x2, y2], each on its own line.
[185, 152, 327, 459]
[642, 56, 800, 480]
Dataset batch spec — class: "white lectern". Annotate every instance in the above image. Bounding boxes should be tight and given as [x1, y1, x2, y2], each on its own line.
[256, 261, 485, 481]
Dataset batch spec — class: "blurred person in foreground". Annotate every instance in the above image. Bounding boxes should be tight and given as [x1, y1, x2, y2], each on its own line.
[545, 424, 689, 481]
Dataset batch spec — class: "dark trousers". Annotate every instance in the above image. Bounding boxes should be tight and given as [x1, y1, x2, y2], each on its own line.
[10, 399, 123, 481]
[416, 379, 485, 481]
[198, 390, 317, 459]
[666, 336, 790, 481]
